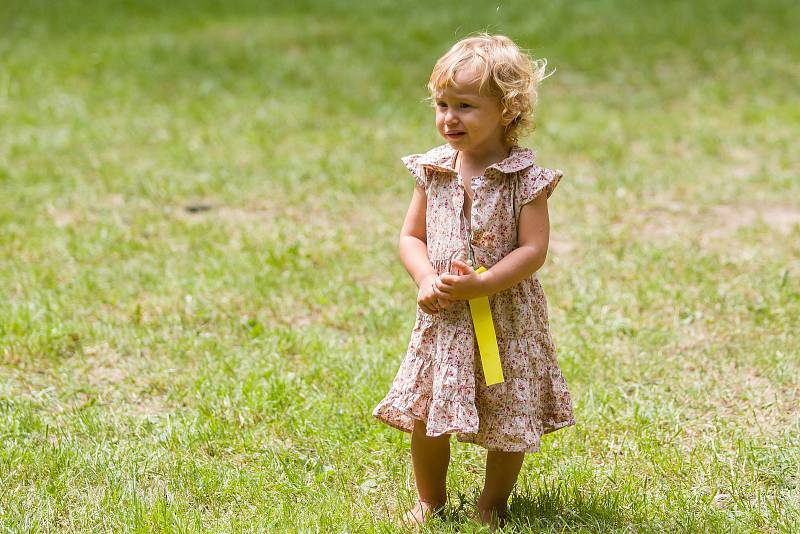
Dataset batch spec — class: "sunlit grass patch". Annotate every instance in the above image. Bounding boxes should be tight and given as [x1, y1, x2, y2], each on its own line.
[0, 0, 798, 531]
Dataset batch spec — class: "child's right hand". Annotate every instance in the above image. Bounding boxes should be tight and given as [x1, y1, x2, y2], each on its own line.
[418, 273, 453, 315]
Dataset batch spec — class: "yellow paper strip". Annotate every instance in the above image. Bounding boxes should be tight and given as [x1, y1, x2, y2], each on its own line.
[468, 266, 504, 386]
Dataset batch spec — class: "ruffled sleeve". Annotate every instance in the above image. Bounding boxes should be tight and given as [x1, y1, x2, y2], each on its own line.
[401, 154, 428, 191]
[514, 165, 563, 222]
[516, 163, 562, 204]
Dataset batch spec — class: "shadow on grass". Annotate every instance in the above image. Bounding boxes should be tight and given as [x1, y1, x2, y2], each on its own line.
[431, 482, 644, 533]
[505, 480, 641, 532]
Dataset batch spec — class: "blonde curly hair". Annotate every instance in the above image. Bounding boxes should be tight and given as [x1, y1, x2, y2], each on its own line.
[427, 33, 551, 147]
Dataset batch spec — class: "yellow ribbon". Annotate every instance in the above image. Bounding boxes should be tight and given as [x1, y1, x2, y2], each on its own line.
[468, 266, 504, 386]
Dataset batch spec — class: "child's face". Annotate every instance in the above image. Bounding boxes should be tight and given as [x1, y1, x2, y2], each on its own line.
[434, 69, 506, 154]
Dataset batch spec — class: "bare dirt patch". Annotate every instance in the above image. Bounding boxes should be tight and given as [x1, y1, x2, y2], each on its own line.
[676, 357, 799, 442]
[46, 203, 80, 228]
[81, 345, 176, 418]
[176, 199, 331, 229]
[623, 201, 800, 245]
[83, 343, 128, 386]
[549, 237, 577, 256]
[705, 205, 800, 239]
[127, 395, 172, 418]
[87, 365, 126, 386]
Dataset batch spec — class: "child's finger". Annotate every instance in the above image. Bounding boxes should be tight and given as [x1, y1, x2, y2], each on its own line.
[435, 279, 453, 293]
[421, 301, 438, 314]
[452, 259, 474, 273]
[438, 274, 456, 286]
[432, 287, 448, 300]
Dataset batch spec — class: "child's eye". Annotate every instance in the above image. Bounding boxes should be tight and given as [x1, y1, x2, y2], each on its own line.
[459, 103, 471, 109]
[436, 102, 447, 108]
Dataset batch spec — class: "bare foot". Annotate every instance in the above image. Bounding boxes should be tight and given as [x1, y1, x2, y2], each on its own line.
[402, 500, 445, 529]
[475, 505, 508, 531]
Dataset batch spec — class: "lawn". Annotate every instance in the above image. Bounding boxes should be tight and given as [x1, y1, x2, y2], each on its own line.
[0, 0, 798, 531]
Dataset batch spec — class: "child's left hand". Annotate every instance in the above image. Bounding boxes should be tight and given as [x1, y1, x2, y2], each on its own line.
[434, 259, 487, 301]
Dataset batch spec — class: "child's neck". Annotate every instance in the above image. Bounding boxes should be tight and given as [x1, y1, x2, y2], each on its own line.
[457, 142, 512, 174]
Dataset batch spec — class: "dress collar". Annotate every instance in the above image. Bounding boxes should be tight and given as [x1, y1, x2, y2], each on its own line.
[416, 143, 536, 175]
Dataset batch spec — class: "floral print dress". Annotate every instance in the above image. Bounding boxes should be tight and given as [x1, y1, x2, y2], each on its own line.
[372, 144, 575, 452]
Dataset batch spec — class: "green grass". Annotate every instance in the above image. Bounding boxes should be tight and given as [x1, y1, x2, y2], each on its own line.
[1, 0, 798, 531]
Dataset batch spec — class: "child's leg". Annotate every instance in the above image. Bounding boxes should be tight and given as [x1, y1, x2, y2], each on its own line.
[477, 450, 525, 525]
[405, 419, 450, 523]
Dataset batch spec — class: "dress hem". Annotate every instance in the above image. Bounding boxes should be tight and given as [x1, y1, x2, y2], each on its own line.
[372, 401, 479, 437]
[373, 406, 576, 453]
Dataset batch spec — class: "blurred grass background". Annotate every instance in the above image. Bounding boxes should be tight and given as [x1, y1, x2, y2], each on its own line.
[1, 0, 798, 531]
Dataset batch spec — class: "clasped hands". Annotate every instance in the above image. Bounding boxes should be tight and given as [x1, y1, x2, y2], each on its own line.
[417, 259, 487, 315]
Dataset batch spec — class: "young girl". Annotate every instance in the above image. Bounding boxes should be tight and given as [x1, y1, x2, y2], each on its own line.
[372, 34, 575, 529]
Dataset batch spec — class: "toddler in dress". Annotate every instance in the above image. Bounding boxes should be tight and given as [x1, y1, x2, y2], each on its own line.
[372, 33, 575, 530]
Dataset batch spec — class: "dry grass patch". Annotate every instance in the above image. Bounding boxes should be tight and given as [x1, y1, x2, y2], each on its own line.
[84, 343, 128, 387]
[616, 200, 800, 249]
[549, 237, 577, 257]
[679, 359, 799, 440]
[707, 205, 800, 236]
[127, 394, 172, 418]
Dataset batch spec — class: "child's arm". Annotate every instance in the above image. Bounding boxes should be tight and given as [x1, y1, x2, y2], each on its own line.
[482, 192, 550, 294]
[436, 193, 550, 300]
[399, 185, 436, 286]
[399, 185, 452, 314]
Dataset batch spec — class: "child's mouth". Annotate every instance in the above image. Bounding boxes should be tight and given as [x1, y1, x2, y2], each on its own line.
[445, 132, 466, 139]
